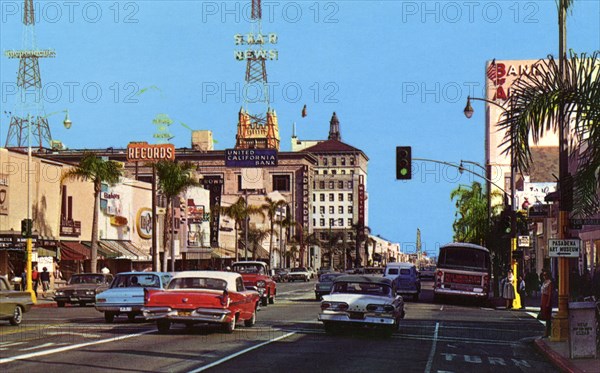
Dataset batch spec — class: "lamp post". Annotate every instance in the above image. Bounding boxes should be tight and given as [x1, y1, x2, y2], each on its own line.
[464, 95, 520, 309]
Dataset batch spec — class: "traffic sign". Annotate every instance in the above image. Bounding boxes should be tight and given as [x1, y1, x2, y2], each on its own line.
[548, 239, 580, 258]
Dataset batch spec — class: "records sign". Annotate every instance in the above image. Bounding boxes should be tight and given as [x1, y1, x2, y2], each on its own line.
[0, 174, 8, 215]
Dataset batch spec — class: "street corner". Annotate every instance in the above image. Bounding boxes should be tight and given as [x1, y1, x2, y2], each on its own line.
[533, 338, 585, 373]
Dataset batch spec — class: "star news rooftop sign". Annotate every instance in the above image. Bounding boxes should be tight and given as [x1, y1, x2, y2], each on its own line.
[548, 239, 580, 258]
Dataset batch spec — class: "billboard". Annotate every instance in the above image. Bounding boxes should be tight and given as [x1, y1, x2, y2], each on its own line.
[225, 149, 277, 167]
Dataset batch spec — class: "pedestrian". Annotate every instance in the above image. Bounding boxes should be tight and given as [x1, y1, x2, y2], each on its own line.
[40, 267, 50, 297]
[502, 269, 516, 309]
[525, 271, 539, 297]
[31, 266, 39, 297]
[539, 271, 553, 337]
[100, 265, 110, 274]
[518, 275, 526, 308]
[20, 269, 26, 291]
[591, 266, 600, 300]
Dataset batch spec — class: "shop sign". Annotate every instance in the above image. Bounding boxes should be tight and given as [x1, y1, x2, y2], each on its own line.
[358, 183, 365, 227]
[136, 208, 152, 239]
[302, 165, 309, 228]
[0, 174, 8, 215]
[201, 176, 223, 247]
[549, 239, 580, 258]
[225, 149, 278, 167]
[110, 216, 128, 226]
[60, 219, 81, 237]
[126, 142, 175, 162]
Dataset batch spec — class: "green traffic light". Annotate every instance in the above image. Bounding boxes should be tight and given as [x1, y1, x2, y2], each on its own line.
[400, 168, 408, 176]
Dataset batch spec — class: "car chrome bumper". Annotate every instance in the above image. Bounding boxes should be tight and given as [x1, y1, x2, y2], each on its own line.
[318, 312, 396, 325]
[55, 296, 95, 303]
[142, 307, 232, 323]
[434, 288, 487, 297]
[95, 304, 143, 313]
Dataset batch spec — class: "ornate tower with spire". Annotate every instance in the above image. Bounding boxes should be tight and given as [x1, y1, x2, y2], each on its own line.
[328, 112, 341, 141]
[234, 0, 280, 150]
[4, 0, 56, 148]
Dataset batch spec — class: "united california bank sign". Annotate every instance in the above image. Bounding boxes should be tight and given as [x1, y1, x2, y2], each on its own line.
[487, 59, 544, 101]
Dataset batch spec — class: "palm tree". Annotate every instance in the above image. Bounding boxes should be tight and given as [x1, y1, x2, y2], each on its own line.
[450, 182, 489, 245]
[61, 153, 123, 273]
[247, 227, 269, 260]
[220, 197, 263, 261]
[261, 198, 287, 266]
[155, 160, 199, 271]
[319, 230, 344, 269]
[497, 51, 600, 216]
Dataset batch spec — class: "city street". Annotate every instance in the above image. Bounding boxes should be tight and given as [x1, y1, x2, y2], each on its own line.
[1, 281, 558, 373]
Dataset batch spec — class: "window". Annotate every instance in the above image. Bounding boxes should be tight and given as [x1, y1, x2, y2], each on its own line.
[329, 206, 334, 214]
[329, 193, 334, 201]
[348, 206, 353, 214]
[338, 193, 344, 201]
[332, 170, 337, 175]
[324, 170, 328, 175]
[350, 170, 355, 175]
[349, 232, 354, 240]
[272, 175, 290, 192]
[338, 206, 344, 214]
[319, 181, 325, 189]
[313, 218, 316, 226]
[341, 170, 346, 174]
[314, 170, 318, 175]
[313, 181, 316, 189]
[323, 158, 328, 166]
[237, 174, 243, 191]
[329, 181, 334, 189]
[338, 181, 344, 189]
[320, 232, 327, 240]
[319, 206, 325, 214]
[320, 194, 325, 202]
[338, 218, 343, 226]
[312, 206, 316, 213]
[320, 219, 325, 227]
[348, 218, 353, 227]
[347, 181, 353, 188]
[348, 193, 353, 201]
[332, 158, 337, 166]
[341, 158, 346, 166]
[313, 194, 316, 202]
[329, 218, 334, 227]
[350, 157, 355, 165]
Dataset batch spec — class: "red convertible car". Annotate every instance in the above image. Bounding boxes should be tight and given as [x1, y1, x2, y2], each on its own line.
[142, 271, 260, 334]
[232, 261, 276, 306]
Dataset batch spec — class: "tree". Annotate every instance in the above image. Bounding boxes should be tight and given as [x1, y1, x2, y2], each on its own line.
[497, 51, 600, 216]
[288, 224, 319, 268]
[220, 197, 263, 261]
[319, 230, 344, 269]
[261, 198, 287, 267]
[247, 227, 269, 260]
[62, 153, 123, 273]
[450, 182, 490, 245]
[155, 160, 199, 272]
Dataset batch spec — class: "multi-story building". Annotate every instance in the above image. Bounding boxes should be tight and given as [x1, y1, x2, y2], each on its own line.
[292, 113, 369, 269]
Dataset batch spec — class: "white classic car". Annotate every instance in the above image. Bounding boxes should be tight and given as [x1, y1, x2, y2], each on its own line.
[318, 275, 405, 336]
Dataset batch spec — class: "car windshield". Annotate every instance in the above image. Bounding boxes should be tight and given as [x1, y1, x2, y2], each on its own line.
[167, 277, 227, 290]
[233, 264, 265, 274]
[111, 274, 160, 288]
[69, 275, 105, 284]
[291, 268, 306, 272]
[332, 281, 392, 296]
[319, 273, 342, 282]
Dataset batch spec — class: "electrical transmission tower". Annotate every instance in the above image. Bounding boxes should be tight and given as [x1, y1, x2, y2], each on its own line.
[235, 0, 280, 150]
[4, 0, 56, 148]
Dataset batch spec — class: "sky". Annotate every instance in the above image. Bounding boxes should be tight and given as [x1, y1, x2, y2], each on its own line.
[1, 0, 599, 255]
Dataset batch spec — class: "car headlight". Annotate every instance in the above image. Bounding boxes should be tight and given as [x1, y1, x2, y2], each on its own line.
[257, 280, 266, 288]
[55, 291, 64, 296]
[86, 291, 95, 295]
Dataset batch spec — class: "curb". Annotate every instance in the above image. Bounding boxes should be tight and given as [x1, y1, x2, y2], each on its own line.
[534, 338, 583, 373]
[33, 302, 57, 308]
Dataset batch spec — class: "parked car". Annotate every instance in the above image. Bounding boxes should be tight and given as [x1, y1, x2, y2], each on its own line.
[389, 263, 421, 301]
[54, 273, 114, 307]
[363, 267, 384, 276]
[0, 276, 33, 325]
[317, 267, 334, 277]
[318, 275, 405, 336]
[232, 261, 276, 306]
[142, 271, 260, 334]
[95, 272, 172, 323]
[271, 268, 289, 283]
[307, 267, 316, 279]
[419, 266, 436, 280]
[288, 267, 311, 282]
[314, 272, 343, 300]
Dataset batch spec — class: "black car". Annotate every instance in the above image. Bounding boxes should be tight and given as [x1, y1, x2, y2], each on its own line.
[54, 273, 113, 307]
[272, 268, 289, 282]
[314, 272, 343, 300]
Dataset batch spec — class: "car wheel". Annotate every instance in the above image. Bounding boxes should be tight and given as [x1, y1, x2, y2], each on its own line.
[413, 293, 419, 302]
[9, 305, 23, 326]
[261, 295, 268, 307]
[323, 322, 337, 334]
[316, 294, 321, 301]
[104, 312, 115, 323]
[57, 301, 65, 308]
[127, 313, 136, 322]
[268, 292, 274, 304]
[223, 316, 236, 333]
[157, 320, 171, 334]
[244, 307, 256, 327]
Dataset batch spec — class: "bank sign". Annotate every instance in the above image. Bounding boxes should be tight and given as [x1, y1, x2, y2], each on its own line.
[225, 149, 277, 167]
[548, 239, 580, 258]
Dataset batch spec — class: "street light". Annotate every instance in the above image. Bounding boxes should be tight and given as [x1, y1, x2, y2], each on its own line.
[464, 95, 521, 309]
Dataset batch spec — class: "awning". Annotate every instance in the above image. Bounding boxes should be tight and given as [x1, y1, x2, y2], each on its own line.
[184, 252, 212, 260]
[120, 241, 151, 261]
[82, 241, 116, 259]
[59, 241, 91, 261]
[98, 240, 136, 260]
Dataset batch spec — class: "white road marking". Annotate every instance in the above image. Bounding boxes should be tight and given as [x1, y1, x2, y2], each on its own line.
[439, 306, 444, 311]
[188, 331, 297, 373]
[0, 330, 154, 365]
[526, 311, 546, 325]
[0, 342, 26, 347]
[424, 322, 440, 373]
[19, 342, 56, 351]
[46, 331, 101, 338]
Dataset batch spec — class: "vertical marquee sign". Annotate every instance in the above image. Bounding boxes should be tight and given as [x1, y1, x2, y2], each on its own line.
[201, 176, 224, 248]
[302, 165, 310, 230]
[358, 179, 365, 228]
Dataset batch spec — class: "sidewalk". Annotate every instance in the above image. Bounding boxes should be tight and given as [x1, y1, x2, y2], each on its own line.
[534, 338, 599, 373]
[32, 294, 57, 308]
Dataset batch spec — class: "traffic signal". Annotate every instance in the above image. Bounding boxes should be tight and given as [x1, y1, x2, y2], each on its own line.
[21, 218, 32, 238]
[396, 146, 412, 180]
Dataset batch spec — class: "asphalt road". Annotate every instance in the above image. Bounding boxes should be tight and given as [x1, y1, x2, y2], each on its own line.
[0, 280, 558, 373]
